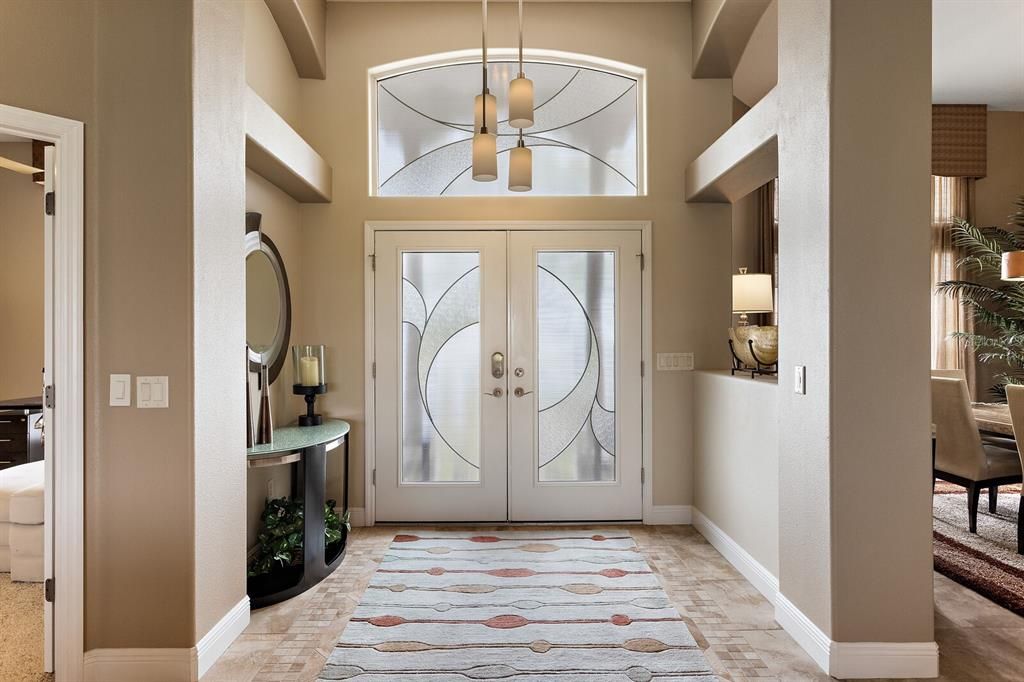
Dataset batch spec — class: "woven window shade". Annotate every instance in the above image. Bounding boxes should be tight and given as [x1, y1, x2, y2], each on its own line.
[932, 105, 987, 178]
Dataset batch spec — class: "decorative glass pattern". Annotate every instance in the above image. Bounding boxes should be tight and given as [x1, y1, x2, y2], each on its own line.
[402, 252, 481, 482]
[377, 61, 638, 196]
[537, 252, 616, 482]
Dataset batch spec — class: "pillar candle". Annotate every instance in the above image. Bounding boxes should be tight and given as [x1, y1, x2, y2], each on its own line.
[299, 355, 320, 386]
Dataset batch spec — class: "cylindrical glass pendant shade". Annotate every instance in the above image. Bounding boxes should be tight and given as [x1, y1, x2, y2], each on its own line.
[508, 142, 532, 192]
[472, 132, 498, 182]
[474, 92, 498, 136]
[508, 77, 534, 129]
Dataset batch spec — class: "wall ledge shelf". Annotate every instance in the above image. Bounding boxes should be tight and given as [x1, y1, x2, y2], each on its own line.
[245, 87, 333, 203]
[685, 87, 779, 203]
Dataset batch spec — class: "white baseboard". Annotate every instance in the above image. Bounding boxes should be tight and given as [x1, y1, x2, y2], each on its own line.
[196, 596, 249, 678]
[831, 641, 939, 679]
[645, 504, 691, 525]
[349, 507, 366, 527]
[775, 593, 938, 679]
[84, 596, 250, 681]
[774, 593, 832, 673]
[84, 648, 195, 682]
[691, 508, 778, 604]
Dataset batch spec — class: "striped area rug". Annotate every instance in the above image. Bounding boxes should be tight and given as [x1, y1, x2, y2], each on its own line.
[319, 530, 716, 681]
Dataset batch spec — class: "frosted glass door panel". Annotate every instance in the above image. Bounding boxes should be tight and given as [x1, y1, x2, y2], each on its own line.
[401, 252, 481, 483]
[537, 252, 616, 482]
[508, 231, 642, 522]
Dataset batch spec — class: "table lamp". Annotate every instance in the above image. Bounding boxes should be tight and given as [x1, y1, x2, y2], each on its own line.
[732, 268, 773, 325]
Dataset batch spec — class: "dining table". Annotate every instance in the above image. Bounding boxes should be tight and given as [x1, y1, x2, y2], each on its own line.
[972, 403, 1014, 437]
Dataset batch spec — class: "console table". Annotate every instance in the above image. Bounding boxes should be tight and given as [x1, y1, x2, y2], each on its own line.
[247, 419, 350, 608]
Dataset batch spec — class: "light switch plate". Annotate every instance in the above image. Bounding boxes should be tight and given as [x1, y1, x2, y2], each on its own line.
[137, 376, 169, 408]
[109, 374, 131, 407]
[794, 365, 806, 395]
[657, 353, 694, 371]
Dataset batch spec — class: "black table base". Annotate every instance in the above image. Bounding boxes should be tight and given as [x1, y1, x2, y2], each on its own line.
[249, 435, 349, 609]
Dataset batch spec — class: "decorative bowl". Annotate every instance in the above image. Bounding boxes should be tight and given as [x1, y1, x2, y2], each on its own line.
[729, 325, 778, 366]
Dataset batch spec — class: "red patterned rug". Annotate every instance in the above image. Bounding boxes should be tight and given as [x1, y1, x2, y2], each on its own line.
[933, 481, 1024, 616]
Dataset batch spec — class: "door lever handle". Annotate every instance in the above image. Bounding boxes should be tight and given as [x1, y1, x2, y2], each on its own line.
[513, 387, 533, 398]
[485, 387, 504, 398]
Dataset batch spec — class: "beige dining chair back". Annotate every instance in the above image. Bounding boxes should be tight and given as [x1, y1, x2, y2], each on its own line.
[1000, 384, 1024, 554]
[932, 376, 1023, 533]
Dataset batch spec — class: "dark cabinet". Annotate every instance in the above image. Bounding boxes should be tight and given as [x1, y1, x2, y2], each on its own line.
[0, 398, 44, 471]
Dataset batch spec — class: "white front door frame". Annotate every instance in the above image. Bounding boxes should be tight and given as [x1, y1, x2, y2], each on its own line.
[364, 220, 653, 526]
[0, 103, 85, 682]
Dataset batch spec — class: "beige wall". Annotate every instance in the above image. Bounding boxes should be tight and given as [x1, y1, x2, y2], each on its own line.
[246, 0, 303, 133]
[976, 111, 1024, 230]
[732, 0, 776, 109]
[0, 142, 44, 399]
[2, 0, 246, 653]
[693, 371, 779, 575]
[299, 1, 733, 510]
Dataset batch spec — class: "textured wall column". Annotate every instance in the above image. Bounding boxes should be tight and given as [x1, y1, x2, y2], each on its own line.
[776, 0, 934, 668]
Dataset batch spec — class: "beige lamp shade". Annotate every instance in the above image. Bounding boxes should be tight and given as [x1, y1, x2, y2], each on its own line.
[474, 92, 498, 137]
[508, 76, 534, 129]
[732, 269, 773, 313]
[1002, 251, 1024, 281]
[508, 142, 532, 191]
[472, 131, 497, 182]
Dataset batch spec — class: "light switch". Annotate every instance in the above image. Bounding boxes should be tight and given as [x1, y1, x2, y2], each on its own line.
[657, 353, 694, 371]
[137, 376, 169, 408]
[109, 374, 131, 407]
[794, 365, 806, 395]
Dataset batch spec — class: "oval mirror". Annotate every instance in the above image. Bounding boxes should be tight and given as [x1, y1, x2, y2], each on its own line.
[245, 214, 291, 383]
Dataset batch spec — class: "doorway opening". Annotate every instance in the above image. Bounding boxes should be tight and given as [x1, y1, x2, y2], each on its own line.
[0, 103, 86, 682]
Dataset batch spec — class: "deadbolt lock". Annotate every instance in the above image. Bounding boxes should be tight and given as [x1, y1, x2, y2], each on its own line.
[491, 352, 505, 379]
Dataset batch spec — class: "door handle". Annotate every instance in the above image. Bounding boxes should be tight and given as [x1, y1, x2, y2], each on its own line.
[485, 387, 504, 398]
[513, 387, 533, 398]
[491, 352, 505, 379]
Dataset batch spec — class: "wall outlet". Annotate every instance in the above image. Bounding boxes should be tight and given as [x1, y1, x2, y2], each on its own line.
[794, 365, 806, 394]
[657, 352, 694, 371]
[266, 479, 276, 501]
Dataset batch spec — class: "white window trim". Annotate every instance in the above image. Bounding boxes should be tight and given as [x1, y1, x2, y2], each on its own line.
[367, 49, 648, 198]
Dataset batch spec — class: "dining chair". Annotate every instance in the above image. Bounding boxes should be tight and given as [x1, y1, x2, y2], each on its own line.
[1000, 384, 1024, 554]
[931, 376, 1023, 534]
[931, 369, 1017, 455]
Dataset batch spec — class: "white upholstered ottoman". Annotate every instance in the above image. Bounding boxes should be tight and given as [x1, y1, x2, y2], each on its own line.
[0, 461, 45, 582]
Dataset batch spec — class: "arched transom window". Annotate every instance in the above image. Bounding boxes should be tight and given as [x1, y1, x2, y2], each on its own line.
[372, 53, 644, 197]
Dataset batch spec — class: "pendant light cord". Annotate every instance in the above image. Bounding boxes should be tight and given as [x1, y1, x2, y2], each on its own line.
[480, 0, 489, 134]
[518, 0, 524, 78]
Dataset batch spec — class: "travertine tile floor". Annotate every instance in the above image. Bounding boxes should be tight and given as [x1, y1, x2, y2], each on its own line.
[206, 525, 1024, 681]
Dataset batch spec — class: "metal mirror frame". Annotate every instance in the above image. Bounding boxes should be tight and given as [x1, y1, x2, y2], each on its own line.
[245, 212, 291, 384]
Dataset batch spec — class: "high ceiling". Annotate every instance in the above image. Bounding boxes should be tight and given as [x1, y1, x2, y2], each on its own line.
[933, 0, 1024, 110]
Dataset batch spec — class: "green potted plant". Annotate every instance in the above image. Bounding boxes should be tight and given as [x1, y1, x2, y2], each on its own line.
[247, 497, 350, 595]
[937, 196, 1024, 398]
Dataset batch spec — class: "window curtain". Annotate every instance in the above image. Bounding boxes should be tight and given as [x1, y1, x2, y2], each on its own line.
[931, 175, 975, 386]
[757, 178, 779, 326]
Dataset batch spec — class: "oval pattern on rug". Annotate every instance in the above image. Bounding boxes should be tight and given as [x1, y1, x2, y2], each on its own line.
[317, 530, 716, 681]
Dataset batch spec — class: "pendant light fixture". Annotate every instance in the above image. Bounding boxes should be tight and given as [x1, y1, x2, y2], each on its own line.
[472, 0, 497, 182]
[508, 132, 532, 192]
[508, 0, 534, 129]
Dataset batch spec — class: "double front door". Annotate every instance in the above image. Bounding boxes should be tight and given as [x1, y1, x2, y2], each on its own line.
[373, 229, 642, 522]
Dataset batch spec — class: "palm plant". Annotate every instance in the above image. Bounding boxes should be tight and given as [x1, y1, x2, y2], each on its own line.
[937, 196, 1024, 398]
